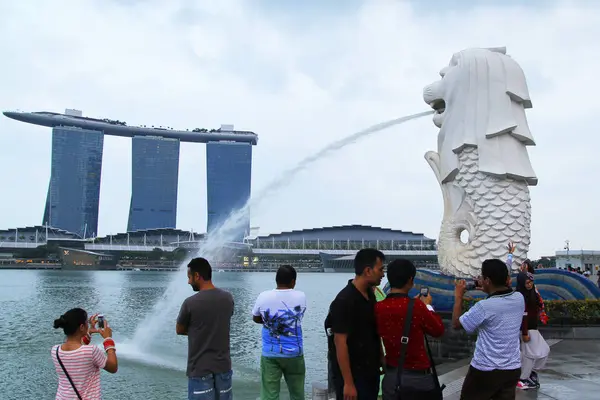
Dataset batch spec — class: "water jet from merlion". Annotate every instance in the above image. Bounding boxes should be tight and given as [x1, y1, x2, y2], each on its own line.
[120, 110, 433, 362]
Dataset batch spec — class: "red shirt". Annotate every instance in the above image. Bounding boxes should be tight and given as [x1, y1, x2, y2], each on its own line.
[375, 294, 445, 370]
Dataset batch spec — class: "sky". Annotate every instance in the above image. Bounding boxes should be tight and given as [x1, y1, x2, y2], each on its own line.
[0, 0, 598, 259]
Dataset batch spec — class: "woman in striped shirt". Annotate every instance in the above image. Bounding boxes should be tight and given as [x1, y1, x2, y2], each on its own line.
[51, 308, 118, 399]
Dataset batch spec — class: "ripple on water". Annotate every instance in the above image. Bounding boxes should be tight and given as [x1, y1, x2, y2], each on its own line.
[0, 270, 354, 399]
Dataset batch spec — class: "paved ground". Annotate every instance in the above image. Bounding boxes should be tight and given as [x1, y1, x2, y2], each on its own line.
[439, 339, 600, 399]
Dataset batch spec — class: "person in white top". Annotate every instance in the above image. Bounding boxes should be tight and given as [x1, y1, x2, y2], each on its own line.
[252, 265, 307, 400]
[452, 258, 524, 400]
[51, 308, 118, 400]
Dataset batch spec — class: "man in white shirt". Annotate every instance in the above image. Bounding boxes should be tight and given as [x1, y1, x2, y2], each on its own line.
[252, 265, 307, 400]
[452, 258, 524, 400]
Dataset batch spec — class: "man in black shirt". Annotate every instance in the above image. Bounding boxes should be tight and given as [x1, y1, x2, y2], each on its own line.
[325, 248, 386, 400]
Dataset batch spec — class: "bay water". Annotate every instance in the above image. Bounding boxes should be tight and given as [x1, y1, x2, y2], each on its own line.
[0, 269, 354, 399]
[130, 110, 433, 354]
[0, 110, 433, 399]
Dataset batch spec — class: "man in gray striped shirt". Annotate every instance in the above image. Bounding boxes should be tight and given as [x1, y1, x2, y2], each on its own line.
[452, 259, 524, 400]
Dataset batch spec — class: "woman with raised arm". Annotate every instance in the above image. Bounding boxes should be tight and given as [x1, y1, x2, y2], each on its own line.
[51, 308, 118, 399]
[516, 273, 550, 390]
[509, 246, 549, 325]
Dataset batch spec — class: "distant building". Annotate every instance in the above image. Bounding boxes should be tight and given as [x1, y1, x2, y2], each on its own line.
[0, 224, 439, 272]
[59, 247, 114, 269]
[555, 250, 600, 276]
[246, 225, 438, 272]
[0, 226, 80, 247]
[128, 136, 180, 231]
[206, 133, 252, 241]
[4, 110, 258, 237]
[91, 228, 201, 249]
[0, 226, 87, 264]
[43, 125, 104, 238]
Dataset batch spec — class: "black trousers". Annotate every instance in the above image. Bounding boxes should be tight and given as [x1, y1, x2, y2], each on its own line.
[460, 366, 521, 400]
[333, 373, 380, 400]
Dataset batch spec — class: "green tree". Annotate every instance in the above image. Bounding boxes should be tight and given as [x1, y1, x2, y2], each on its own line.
[531, 257, 556, 269]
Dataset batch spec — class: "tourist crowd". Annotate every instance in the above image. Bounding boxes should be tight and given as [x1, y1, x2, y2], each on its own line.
[50, 248, 551, 400]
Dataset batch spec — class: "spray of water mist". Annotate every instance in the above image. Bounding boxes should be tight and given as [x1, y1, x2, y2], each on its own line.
[125, 110, 433, 359]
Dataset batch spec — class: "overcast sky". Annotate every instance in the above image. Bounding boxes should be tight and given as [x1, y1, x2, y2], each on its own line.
[0, 0, 598, 258]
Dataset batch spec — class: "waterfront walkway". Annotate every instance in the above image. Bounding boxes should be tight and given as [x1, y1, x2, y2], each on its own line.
[316, 339, 599, 399]
[438, 339, 600, 399]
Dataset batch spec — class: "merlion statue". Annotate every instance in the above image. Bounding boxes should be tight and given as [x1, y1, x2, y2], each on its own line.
[423, 47, 537, 278]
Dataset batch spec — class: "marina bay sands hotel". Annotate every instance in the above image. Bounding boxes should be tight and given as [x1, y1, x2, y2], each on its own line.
[3, 109, 258, 240]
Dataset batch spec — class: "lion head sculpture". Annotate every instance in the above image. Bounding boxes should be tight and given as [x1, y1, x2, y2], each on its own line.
[423, 47, 538, 186]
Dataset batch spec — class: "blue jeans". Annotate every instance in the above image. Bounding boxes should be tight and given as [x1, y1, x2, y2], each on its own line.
[188, 370, 233, 400]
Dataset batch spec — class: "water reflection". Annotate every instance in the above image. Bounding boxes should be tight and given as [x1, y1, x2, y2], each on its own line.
[36, 270, 102, 313]
[0, 270, 37, 301]
[118, 271, 171, 327]
[0, 270, 354, 399]
[226, 275, 264, 379]
[119, 271, 189, 365]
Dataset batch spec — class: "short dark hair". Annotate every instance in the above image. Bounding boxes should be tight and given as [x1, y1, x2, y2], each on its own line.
[481, 259, 509, 287]
[276, 265, 297, 286]
[188, 257, 212, 280]
[387, 259, 416, 289]
[354, 248, 385, 275]
[53, 308, 87, 336]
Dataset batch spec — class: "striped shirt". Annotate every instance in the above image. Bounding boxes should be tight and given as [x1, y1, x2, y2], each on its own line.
[459, 290, 524, 371]
[51, 344, 107, 400]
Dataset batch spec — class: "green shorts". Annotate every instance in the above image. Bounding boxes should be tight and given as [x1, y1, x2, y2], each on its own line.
[260, 355, 305, 400]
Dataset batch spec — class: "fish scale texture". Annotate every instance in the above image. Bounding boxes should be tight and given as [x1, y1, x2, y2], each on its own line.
[438, 146, 531, 277]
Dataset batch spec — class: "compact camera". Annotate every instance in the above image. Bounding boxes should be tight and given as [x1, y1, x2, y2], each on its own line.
[465, 279, 481, 291]
[97, 314, 105, 329]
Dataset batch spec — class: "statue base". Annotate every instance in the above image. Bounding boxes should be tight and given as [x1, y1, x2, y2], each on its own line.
[382, 268, 600, 312]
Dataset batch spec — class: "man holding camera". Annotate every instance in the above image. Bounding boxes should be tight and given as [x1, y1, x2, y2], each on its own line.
[375, 259, 445, 400]
[452, 259, 524, 400]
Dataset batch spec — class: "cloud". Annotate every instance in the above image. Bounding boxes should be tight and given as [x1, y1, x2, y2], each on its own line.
[0, 0, 598, 258]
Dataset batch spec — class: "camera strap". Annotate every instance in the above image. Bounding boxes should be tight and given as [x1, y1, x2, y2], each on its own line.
[55, 346, 83, 400]
[395, 297, 415, 393]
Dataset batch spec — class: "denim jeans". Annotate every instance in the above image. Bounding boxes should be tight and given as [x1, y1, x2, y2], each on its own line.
[188, 370, 233, 400]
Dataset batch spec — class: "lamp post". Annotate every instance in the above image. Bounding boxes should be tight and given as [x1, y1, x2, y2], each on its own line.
[564, 240, 570, 269]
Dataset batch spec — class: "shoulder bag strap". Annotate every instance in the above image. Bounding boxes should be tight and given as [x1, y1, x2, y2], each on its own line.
[395, 298, 415, 392]
[55, 346, 83, 400]
[424, 335, 446, 393]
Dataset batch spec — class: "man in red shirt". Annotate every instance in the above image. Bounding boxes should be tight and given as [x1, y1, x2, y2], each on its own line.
[375, 259, 445, 400]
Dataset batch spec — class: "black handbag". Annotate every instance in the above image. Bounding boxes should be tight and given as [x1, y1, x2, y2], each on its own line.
[55, 346, 83, 400]
[394, 298, 445, 400]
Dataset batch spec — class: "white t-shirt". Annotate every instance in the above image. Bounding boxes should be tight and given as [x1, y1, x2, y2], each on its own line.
[252, 289, 307, 358]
